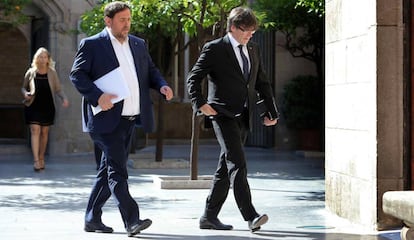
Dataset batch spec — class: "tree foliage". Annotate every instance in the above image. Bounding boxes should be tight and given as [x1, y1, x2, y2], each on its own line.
[253, 0, 324, 80]
[282, 75, 322, 129]
[0, 0, 31, 27]
[79, 0, 245, 75]
[296, 0, 324, 17]
[80, 0, 245, 48]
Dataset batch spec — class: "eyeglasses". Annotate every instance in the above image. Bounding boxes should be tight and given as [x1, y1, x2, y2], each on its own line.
[238, 26, 256, 34]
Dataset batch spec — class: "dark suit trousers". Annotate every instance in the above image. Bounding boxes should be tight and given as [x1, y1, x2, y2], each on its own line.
[204, 111, 258, 221]
[86, 118, 139, 228]
[89, 132, 103, 170]
[93, 143, 103, 170]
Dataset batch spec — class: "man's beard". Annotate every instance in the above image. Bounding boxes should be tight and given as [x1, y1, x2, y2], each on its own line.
[115, 32, 127, 42]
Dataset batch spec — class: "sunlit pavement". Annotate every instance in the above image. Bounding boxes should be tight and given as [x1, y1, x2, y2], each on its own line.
[0, 144, 401, 240]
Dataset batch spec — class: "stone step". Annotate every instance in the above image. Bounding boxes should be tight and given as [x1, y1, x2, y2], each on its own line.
[128, 152, 189, 169]
[0, 140, 30, 156]
[383, 191, 414, 240]
[153, 175, 213, 189]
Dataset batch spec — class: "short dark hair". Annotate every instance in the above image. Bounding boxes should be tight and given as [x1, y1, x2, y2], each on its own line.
[104, 1, 131, 19]
[226, 7, 258, 32]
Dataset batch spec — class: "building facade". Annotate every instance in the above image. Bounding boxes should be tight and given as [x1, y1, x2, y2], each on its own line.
[2, 0, 407, 230]
[0, 0, 316, 154]
[0, 1, 96, 154]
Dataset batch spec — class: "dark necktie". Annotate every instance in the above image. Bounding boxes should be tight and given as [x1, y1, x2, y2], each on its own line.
[238, 45, 249, 81]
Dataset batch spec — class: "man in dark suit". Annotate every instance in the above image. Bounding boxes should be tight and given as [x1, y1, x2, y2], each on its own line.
[70, 1, 173, 237]
[187, 6, 279, 232]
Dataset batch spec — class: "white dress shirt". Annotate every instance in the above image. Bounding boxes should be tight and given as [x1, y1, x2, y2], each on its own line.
[228, 33, 251, 73]
[107, 27, 140, 116]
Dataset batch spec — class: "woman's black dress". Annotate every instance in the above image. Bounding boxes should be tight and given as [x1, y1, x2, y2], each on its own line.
[24, 73, 55, 126]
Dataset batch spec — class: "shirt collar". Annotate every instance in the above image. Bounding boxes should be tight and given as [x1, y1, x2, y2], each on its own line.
[106, 27, 129, 44]
[228, 32, 242, 49]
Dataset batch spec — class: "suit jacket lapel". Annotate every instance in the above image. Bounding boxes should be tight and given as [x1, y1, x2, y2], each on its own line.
[223, 35, 245, 81]
[246, 43, 257, 82]
[128, 37, 143, 86]
[99, 29, 119, 70]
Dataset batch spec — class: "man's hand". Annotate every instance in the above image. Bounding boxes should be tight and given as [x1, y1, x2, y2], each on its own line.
[263, 116, 278, 126]
[160, 86, 173, 100]
[199, 104, 217, 116]
[98, 93, 117, 111]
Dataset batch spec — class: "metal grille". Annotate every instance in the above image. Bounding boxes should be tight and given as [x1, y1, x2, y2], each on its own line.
[246, 30, 275, 147]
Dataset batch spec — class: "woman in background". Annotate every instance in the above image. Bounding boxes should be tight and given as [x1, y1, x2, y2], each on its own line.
[21, 47, 69, 171]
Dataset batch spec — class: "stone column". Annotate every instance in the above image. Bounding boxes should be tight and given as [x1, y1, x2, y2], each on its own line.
[325, 0, 404, 230]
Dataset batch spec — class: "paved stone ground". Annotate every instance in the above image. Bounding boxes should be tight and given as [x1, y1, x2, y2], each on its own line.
[0, 144, 401, 239]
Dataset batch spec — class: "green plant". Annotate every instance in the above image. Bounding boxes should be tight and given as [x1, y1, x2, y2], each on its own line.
[0, 0, 31, 27]
[282, 75, 322, 129]
[253, 0, 324, 81]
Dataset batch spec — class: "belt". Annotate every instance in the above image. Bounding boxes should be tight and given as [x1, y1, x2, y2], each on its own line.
[121, 115, 137, 121]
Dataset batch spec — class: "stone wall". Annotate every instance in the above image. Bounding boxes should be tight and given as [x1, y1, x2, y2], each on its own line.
[41, 0, 96, 154]
[325, 0, 405, 230]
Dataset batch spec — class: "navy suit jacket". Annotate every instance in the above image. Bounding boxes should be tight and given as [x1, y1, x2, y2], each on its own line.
[70, 29, 168, 133]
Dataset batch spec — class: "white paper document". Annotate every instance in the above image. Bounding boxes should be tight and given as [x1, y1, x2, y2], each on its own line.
[81, 97, 88, 132]
[91, 67, 130, 115]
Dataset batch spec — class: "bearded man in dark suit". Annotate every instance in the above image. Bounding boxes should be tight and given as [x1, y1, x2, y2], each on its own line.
[70, 1, 173, 237]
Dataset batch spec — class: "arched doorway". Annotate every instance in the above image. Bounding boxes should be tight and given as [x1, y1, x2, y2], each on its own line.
[0, 3, 49, 143]
[0, 24, 29, 142]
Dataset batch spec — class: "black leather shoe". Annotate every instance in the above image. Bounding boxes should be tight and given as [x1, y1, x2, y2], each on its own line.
[127, 219, 152, 237]
[248, 214, 268, 232]
[199, 217, 233, 230]
[84, 221, 113, 233]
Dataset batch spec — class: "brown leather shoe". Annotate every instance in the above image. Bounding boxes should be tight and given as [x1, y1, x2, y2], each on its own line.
[199, 217, 233, 230]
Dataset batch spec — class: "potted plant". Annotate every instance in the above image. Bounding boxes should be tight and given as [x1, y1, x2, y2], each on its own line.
[282, 75, 323, 150]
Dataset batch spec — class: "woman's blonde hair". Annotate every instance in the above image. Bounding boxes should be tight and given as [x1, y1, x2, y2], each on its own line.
[31, 47, 56, 70]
